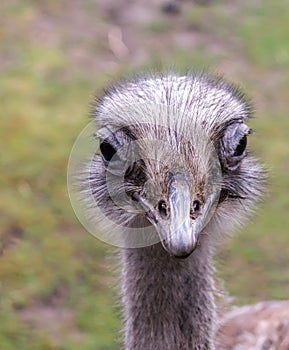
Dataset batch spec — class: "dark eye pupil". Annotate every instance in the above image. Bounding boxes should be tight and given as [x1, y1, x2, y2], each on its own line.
[158, 200, 168, 219]
[234, 135, 247, 157]
[100, 141, 116, 162]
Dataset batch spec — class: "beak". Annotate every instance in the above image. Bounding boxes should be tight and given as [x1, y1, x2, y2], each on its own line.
[162, 173, 196, 257]
[133, 173, 216, 258]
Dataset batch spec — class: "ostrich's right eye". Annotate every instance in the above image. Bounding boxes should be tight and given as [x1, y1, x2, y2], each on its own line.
[100, 141, 117, 163]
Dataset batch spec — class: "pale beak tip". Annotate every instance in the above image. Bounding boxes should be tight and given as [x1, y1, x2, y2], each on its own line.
[164, 239, 198, 259]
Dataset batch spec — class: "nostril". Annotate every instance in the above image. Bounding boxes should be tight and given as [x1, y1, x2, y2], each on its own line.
[158, 200, 168, 219]
[192, 200, 201, 213]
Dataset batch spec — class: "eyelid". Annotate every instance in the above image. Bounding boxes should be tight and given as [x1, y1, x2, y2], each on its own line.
[97, 129, 122, 152]
[99, 137, 119, 151]
[96, 128, 110, 141]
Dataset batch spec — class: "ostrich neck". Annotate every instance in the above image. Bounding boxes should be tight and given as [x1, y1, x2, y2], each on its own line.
[120, 241, 216, 350]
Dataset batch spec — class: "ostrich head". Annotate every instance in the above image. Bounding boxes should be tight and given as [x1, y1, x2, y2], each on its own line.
[87, 73, 264, 258]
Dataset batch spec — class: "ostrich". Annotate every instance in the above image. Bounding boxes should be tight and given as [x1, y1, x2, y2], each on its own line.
[81, 73, 287, 349]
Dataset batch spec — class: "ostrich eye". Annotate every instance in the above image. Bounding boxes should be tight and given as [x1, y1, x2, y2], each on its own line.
[220, 123, 250, 171]
[234, 135, 247, 157]
[158, 200, 168, 219]
[100, 141, 117, 163]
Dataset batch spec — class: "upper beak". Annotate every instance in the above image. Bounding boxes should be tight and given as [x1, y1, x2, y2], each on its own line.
[164, 173, 197, 257]
[133, 173, 216, 258]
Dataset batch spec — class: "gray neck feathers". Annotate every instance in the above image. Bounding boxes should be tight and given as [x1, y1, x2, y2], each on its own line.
[120, 241, 216, 350]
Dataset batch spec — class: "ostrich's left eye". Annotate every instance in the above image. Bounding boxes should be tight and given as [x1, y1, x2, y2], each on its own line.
[234, 135, 247, 157]
[220, 123, 250, 171]
[100, 141, 117, 163]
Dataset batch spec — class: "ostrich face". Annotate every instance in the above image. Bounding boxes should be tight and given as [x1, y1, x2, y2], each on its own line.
[89, 74, 264, 257]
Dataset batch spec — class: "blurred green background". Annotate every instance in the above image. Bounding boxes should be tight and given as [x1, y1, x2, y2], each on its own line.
[0, 0, 289, 349]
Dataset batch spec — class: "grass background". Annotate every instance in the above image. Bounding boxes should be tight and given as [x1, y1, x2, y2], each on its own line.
[0, 0, 288, 349]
